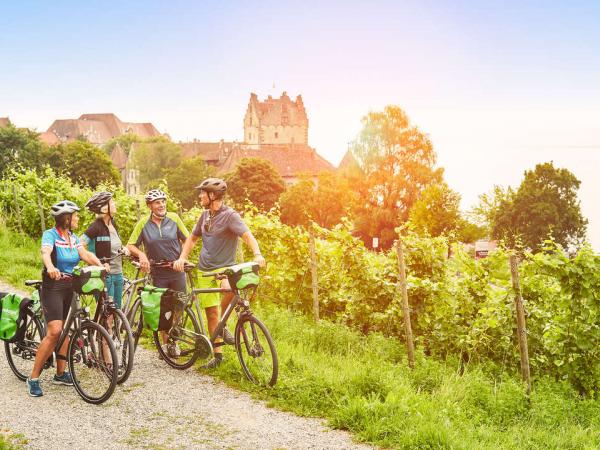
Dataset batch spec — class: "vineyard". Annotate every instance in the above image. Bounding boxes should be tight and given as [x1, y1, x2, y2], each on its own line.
[1, 167, 600, 448]
[1, 167, 598, 396]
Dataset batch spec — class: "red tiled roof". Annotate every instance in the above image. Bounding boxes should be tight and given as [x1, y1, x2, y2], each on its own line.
[47, 119, 113, 145]
[79, 113, 124, 137]
[179, 141, 235, 161]
[0, 117, 10, 128]
[122, 122, 161, 138]
[337, 150, 361, 171]
[217, 144, 333, 177]
[38, 131, 60, 145]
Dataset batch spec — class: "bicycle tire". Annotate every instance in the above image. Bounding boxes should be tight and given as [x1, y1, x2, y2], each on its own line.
[68, 320, 118, 405]
[235, 315, 278, 387]
[4, 308, 44, 381]
[128, 298, 144, 351]
[99, 308, 135, 385]
[153, 306, 202, 370]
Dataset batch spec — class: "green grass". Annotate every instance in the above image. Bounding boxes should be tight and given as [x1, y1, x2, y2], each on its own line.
[0, 432, 27, 450]
[3, 225, 600, 449]
[207, 303, 600, 449]
[0, 226, 43, 289]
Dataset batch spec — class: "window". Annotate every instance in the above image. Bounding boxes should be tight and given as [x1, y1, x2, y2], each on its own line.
[275, 132, 279, 139]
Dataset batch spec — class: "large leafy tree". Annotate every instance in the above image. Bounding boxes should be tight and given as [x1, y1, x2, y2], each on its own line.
[42, 141, 121, 189]
[165, 156, 215, 209]
[224, 158, 285, 211]
[131, 138, 182, 189]
[351, 105, 443, 248]
[280, 172, 352, 228]
[408, 182, 461, 237]
[490, 162, 587, 251]
[0, 124, 45, 174]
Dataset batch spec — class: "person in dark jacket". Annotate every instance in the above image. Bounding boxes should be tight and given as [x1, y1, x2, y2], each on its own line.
[81, 192, 129, 308]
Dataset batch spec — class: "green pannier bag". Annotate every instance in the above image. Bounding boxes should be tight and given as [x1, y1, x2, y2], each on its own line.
[226, 262, 260, 290]
[141, 286, 187, 332]
[0, 292, 33, 343]
[72, 266, 107, 295]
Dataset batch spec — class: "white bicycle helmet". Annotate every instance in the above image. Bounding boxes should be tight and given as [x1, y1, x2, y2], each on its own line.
[145, 189, 167, 203]
[51, 200, 80, 217]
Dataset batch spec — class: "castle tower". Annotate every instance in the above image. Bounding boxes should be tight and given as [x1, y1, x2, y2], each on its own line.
[243, 92, 308, 149]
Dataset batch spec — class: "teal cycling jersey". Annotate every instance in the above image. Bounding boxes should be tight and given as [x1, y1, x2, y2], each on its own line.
[41, 227, 82, 274]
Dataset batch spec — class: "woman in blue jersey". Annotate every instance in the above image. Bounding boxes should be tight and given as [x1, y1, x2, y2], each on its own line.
[27, 200, 104, 398]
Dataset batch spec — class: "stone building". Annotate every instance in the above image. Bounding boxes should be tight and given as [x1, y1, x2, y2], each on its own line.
[243, 92, 308, 149]
[46, 113, 161, 145]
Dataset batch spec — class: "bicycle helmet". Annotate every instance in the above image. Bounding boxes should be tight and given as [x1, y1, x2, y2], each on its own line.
[145, 189, 167, 203]
[86, 191, 113, 214]
[50, 200, 80, 217]
[195, 178, 227, 197]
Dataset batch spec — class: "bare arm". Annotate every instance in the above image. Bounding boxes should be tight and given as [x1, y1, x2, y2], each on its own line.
[41, 246, 60, 280]
[241, 231, 265, 267]
[77, 247, 103, 267]
[127, 244, 150, 272]
[173, 234, 200, 272]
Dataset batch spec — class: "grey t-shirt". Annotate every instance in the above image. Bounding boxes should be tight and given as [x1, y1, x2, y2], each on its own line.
[109, 226, 123, 274]
[192, 206, 249, 271]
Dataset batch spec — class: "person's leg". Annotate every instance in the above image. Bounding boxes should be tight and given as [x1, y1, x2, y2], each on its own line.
[31, 320, 63, 379]
[111, 273, 124, 310]
[55, 290, 72, 376]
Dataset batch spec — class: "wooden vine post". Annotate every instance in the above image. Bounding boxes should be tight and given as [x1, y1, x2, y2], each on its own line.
[396, 239, 415, 369]
[12, 185, 23, 233]
[309, 227, 319, 322]
[509, 253, 532, 397]
[37, 192, 46, 232]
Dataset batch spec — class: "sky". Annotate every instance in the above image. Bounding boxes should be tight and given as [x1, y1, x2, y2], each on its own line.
[1, 0, 599, 248]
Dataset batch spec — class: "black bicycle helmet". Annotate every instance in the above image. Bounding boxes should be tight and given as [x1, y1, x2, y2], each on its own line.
[195, 178, 227, 197]
[51, 200, 80, 217]
[145, 189, 167, 203]
[86, 191, 113, 214]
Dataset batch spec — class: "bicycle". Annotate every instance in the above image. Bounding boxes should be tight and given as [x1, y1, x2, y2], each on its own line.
[5, 271, 118, 404]
[82, 254, 135, 385]
[134, 261, 278, 386]
[120, 257, 149, 350]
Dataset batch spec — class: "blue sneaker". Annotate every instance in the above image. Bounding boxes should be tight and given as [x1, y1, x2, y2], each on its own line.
[52, 371, 73, 386]
[27, 378, 43, 397]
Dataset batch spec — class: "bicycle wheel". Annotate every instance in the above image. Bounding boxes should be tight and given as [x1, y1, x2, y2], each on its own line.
[99, 309, 135, 385]
[68, 320, 118, 404]
[235, 315, 278, 386]
[4, 308, 44, 381]
[128, 298, 144, 350]
[154, 306, 203, 370]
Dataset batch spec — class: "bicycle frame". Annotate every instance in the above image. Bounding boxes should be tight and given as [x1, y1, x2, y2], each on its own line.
[187, 272, 249, 349]
[43, 292, 88, 363]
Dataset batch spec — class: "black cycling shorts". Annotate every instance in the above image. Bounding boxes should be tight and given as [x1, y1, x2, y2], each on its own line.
[41, 278, 74, 323]
[151, 271, 187, 293]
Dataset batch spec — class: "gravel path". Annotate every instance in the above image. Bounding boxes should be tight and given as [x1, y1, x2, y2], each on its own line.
[0, 280, 373, 450]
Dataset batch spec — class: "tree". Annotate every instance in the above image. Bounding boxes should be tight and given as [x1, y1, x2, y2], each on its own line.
[489, 162, 588, 251]
[351, 105, 443, 248]
[0, 124, 45, 174]
[224, 158, 285, 211]
[132, 138, 182, 189]
[42, 141, 121, 189]
[280, 171, 353, 228]
[408, 182, 461, 237]
[165, 156, 215, 209]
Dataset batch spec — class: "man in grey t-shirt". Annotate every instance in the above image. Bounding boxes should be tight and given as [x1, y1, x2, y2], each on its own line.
[174, 178, 265, 369]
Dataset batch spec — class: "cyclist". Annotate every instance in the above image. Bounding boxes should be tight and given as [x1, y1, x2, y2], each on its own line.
[27, 200, 105, 397]
[81, 191, 129, 309]
[126, 189, 189, 357]
[174, 178, 265, 369]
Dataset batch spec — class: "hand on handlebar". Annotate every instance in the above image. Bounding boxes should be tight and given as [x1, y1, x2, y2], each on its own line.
[173, 258, 187, 272]
[120, 246, 130, 256]
[138, 254, 150, 273]
[254, 254, 266, 268]
[47, 266, 61, 280]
